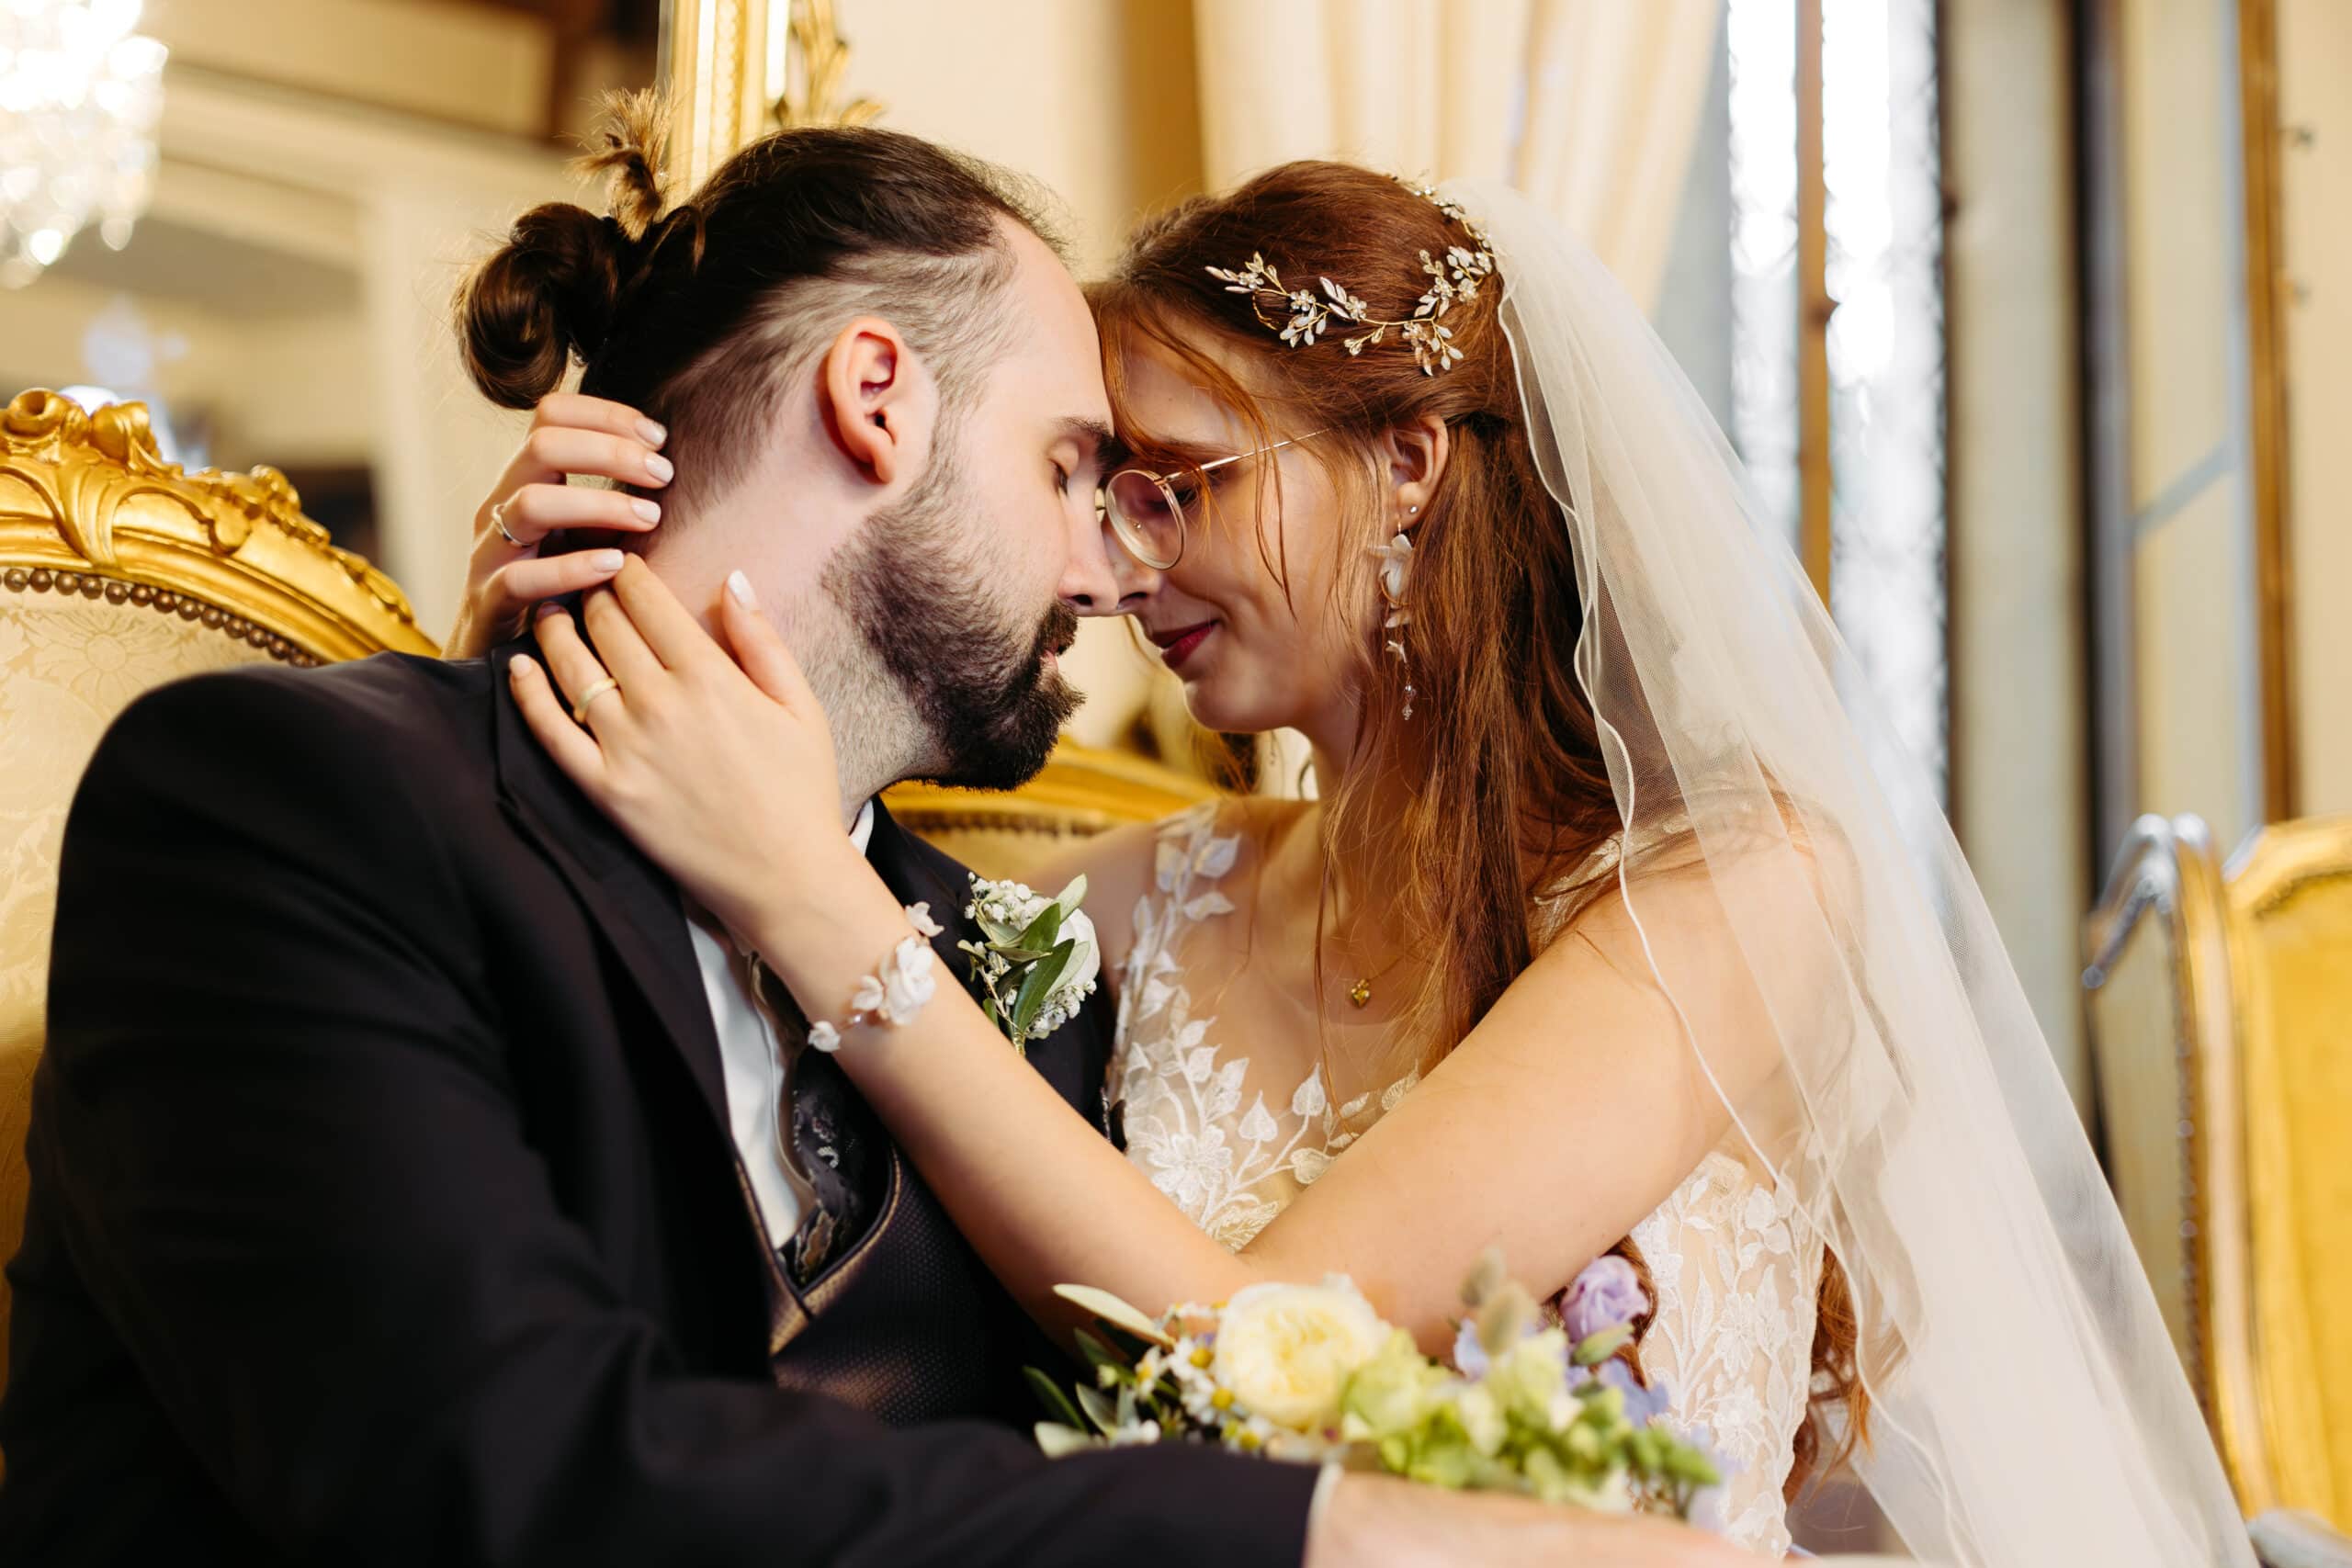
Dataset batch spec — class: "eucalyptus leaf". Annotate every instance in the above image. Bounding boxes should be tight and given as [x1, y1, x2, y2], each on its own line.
[1012, 900, 1065, 955]
[1025, 1366, 1086, 1430]
[974, 910, 1025, 945]
[991, 944, 1061, 964]
[1053, 874, 1089, 915]
[1035, 1421, 1101, 1459]
[1055, 1283, 1173, 1346]
[1571, 1325, 1632, 1367]
[1075, 1381, 1118, 1437]
[1011, 938, 1078, 1038]
[1071, 1327, 1123, 1372]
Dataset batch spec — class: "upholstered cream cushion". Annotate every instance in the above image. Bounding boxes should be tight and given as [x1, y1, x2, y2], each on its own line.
[0, 586, 276, 1404]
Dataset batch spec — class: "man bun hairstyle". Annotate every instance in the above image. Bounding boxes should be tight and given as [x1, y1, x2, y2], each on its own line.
[456, 93, 1060, 514]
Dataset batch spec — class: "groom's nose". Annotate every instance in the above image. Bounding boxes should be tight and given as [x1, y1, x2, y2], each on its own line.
[1057, 494, 1127, 615]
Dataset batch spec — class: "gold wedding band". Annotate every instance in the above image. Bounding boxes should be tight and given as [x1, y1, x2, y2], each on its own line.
[571, 676, 621, 725]
[492, 500, 526, 549]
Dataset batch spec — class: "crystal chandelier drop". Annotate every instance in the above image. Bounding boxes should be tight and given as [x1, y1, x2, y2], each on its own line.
[0, 0, 168, 288]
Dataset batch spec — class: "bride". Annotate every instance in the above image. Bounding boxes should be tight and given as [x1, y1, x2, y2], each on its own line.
[454, 161, 2251, 1564]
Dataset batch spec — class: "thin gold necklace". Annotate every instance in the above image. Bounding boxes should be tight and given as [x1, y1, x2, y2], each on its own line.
[1342, 948, 1413, 1009]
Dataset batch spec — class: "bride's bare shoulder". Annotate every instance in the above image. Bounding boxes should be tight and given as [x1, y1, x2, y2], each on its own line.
[1022, 796, 1216, 972]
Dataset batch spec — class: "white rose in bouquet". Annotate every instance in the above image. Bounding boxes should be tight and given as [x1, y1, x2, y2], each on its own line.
[1212, 1276, 1390, 1434]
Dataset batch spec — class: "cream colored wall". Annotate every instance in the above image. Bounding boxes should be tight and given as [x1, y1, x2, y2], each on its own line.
[1943, 0, 2091, 1106]
[845, 1, 1204, 271]
[2111, 0, 2266, 850]
[2278, 0, 2351, 818]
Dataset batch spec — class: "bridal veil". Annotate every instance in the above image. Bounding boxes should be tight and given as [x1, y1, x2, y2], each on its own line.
[1450, 177, 2253, 1567]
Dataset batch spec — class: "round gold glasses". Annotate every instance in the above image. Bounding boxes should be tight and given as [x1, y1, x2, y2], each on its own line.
[1098, 431, 1325, 570]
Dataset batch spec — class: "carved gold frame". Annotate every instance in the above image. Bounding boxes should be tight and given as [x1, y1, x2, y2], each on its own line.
[0, 390, 437, 661]
[658, 0, 883, 192]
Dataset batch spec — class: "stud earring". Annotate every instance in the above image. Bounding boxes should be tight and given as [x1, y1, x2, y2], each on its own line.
[1370, 532, 1417, 719]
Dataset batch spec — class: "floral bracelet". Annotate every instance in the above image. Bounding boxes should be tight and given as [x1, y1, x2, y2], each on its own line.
[804, 903, 944, 1054]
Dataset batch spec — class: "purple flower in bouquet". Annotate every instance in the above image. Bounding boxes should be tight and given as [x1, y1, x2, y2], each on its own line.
[1559, 1255, 1648, 1343]
[1452, 1316, 1491, 1379]
[1591, 1356, 1671, 1427]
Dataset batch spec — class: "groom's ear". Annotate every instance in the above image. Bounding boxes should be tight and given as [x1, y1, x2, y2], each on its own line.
[816, 315, 931, 489]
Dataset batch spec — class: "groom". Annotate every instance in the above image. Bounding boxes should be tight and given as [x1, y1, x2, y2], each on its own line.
[0, 125, 1736, 1567]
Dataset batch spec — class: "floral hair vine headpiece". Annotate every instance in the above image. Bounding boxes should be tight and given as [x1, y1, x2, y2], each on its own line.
[1204, 179, 1498, 375]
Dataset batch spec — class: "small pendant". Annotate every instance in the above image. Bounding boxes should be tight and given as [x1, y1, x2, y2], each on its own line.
[1348, 978, 1374, 1009]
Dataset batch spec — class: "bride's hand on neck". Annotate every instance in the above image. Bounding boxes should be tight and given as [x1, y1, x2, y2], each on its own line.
[447, 393, 673, 660]
[507, 558, 876, 942]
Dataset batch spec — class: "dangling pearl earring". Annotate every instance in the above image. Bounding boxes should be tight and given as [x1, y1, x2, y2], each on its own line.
[1371, 505, 1420, 719]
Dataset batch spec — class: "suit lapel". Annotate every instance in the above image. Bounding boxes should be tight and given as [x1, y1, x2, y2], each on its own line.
[487, 640, 732, 1132]
[862, 800, 968, 973]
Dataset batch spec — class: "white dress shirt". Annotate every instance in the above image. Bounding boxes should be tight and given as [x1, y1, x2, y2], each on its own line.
[684, 799, 875, 1248]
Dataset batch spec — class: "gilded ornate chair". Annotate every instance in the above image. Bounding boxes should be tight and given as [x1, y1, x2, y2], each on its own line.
[2085, 813, 2352, 1563]
[884, 748, 1216, 884]
[0, 389, 438, 1415]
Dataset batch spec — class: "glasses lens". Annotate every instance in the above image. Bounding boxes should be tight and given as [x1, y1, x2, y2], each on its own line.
[1104, 468, 1183, 569]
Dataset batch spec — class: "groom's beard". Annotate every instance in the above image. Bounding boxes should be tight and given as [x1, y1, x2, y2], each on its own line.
[827, 449, 1081, 793]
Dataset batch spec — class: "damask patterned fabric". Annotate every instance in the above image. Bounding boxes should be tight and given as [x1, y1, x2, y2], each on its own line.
[1108, 802, 1818, 1554]
[0, 588, 275, 1403]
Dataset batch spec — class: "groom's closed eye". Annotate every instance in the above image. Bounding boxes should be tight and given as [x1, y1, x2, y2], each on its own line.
[1049, 416, 1117, 491]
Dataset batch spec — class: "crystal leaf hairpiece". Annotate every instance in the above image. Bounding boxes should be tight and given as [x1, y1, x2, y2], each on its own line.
[1205, 180, 1498, 376]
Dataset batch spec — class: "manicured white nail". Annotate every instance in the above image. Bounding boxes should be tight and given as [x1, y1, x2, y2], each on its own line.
[644, 453, 674, 483]
[638, 418, 667, 446]
[510, 653, 536, 678]
[590, 550, 626, 572]
[727, 570, 757, 610]
[630, 498, 661, 524]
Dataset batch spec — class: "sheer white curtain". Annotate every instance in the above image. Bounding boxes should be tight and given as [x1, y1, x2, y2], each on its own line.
[1189, 0, 1722, 310]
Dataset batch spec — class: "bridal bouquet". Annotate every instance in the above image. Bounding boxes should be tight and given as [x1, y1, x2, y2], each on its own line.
[1031, 1255, 1722, 1520]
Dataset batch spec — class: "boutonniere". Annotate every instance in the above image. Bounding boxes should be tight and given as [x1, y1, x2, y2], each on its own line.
[960, 874, 1101, 1054]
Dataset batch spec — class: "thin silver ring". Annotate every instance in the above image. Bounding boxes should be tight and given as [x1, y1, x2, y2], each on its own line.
[492, 500, 526, 549]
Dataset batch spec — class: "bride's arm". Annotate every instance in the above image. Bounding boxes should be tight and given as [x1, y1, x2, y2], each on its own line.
[755, 850, 1781, 1350]
[515, 565, 1794, 1349]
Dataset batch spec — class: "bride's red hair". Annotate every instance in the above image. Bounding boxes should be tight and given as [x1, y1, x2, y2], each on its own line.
[1091, 160, 1866, 1499]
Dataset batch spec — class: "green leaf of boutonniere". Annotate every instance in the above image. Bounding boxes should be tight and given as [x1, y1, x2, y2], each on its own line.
[1011, 937, 1078, 1039]
[1012, 900, 1065, 956]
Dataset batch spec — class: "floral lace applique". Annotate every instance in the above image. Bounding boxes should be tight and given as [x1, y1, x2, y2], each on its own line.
[1631, 1151, 1819, 1555]
[1108, 804, 1417, 1248]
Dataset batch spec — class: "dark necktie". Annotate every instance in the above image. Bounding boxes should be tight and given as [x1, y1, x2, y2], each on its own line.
[738, 951, 883, 1287]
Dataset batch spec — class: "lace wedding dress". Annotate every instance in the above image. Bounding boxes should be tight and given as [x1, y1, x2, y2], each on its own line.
[1106, 804, 1823, 1555]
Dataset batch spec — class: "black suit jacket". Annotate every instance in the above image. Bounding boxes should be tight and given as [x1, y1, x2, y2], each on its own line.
[0, 644, 1314, 1566]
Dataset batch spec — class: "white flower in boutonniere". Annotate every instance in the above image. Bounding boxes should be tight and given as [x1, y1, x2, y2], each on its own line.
[958, 874, 1100, 1055]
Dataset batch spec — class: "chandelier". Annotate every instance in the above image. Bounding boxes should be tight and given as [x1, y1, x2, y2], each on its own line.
[0, 0, 167, 288]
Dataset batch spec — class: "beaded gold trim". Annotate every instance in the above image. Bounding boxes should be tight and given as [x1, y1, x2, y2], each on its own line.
[1, 564, 320, 665]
